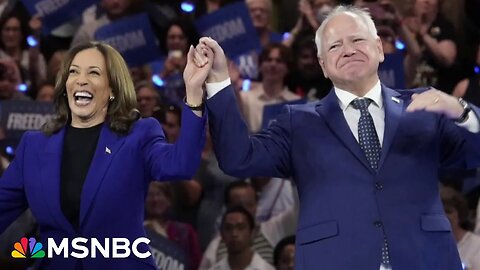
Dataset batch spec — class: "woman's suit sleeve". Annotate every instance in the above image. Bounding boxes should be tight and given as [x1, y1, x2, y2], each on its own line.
[0, 132, 29, 234]
[141, 106, 206, 181]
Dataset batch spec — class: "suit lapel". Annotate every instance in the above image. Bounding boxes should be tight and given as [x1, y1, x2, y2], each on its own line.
[79, 123, 125, 227]
[378, 85, 404, 169]
[41, 128, 76, 235]
[316, 90, 374, 172]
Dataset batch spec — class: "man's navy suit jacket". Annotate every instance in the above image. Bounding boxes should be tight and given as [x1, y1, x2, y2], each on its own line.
[206, 84, 480, 270]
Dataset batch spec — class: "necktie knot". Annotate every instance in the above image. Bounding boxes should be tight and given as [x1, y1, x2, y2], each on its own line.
[351, 98, 372, 111]
[352, 97, 381, 171]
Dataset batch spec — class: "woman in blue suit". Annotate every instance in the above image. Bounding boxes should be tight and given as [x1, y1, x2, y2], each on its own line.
[0, 41, 210, 269]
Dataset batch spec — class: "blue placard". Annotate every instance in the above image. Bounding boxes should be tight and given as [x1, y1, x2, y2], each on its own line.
[195, 2, 261, 60]
[378, 51, 405, 89]
[0, 100, 55, 143]
[21, 0, 98, 32]
[145, 228, 188, 270]
[235, 52, 259, 80]
[95, 13, 161, 67]
[262, 99, 306, 130]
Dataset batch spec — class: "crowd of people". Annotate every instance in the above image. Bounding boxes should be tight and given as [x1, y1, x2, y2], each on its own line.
[1, 0, 480, 269]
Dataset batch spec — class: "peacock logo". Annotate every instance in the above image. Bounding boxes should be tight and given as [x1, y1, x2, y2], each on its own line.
[11, 237, 45, 258]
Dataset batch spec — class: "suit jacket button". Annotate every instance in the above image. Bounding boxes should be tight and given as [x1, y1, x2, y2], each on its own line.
[374, 221, 383, 228]
[375, 182, 383, 190]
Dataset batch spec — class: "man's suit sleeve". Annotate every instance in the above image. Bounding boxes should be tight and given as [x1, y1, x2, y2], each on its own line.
[0, 132, 29, 234]
[206, 85, 292, 178]
[439, 105, 480, 169]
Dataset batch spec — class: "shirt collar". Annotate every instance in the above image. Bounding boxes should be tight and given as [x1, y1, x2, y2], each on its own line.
[334, 80, 383, 111]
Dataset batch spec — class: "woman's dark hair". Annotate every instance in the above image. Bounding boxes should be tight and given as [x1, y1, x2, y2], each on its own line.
[273, 235, 296, 266]
[159, 17, 199, 53]
[42, 42, 140, 135]
[294, 37, 317, 58]
[0, 12, 30, 51]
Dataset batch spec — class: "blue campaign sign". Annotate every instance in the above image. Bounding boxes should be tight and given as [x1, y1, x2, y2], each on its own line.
[145, 228, 188, 270]
[262, 99, 306, 131]
[0, 100, 55, 144]
[21, 0, 98, 32]
[95, 13, 161, 67]
[195, 2, 261, 59]
[235, 51, 259, 80]
[378, 51, 405, 89]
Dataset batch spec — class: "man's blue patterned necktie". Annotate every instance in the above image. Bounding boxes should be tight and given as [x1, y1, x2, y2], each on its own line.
[351, 98, 381, 170]
[351, 98, 391, 268]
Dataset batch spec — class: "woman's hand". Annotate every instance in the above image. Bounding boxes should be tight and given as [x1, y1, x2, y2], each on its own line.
[183, 45, 212, 108]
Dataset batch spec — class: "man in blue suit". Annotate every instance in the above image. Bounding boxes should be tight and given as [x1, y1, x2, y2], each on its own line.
[193, 5, 480, 270]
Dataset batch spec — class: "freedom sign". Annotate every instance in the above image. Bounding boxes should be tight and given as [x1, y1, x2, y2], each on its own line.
[0, 100, 55, 143]
[195, 2, 261, 59]
[21, 0, 98, 32]
[95, 13, 161, 67]
[145, 228, 188, 270]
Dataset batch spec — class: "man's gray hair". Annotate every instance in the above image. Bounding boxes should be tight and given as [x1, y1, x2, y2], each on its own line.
[314, 5, 378, 57]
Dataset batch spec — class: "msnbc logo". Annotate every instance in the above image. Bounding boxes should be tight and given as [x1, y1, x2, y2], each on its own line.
[11, 237, 45, 258]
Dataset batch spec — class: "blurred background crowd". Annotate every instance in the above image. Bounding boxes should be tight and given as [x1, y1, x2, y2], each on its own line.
[0, 0, 480, 269]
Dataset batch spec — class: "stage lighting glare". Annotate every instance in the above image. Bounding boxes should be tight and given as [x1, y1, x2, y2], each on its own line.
[395, 40, 405, 50]
[17, 84, 27, 92]
[152, 74, 165, 87]
[27, 35, 38, 47]
[181, 2, 195, 13]
[242, 79, 251, 91]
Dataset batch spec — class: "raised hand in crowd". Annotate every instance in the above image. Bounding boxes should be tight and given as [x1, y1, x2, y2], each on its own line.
[404, 14, 429, 38]
[404, 0, 457, 69]
[298, 0, 319, 30]
[376, 0, 421, 86]
[161, 51, 188, 78]
[283, 14, 304, 48]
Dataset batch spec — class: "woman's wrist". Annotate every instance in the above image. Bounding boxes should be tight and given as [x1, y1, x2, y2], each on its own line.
[184, 93, 204, 111]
